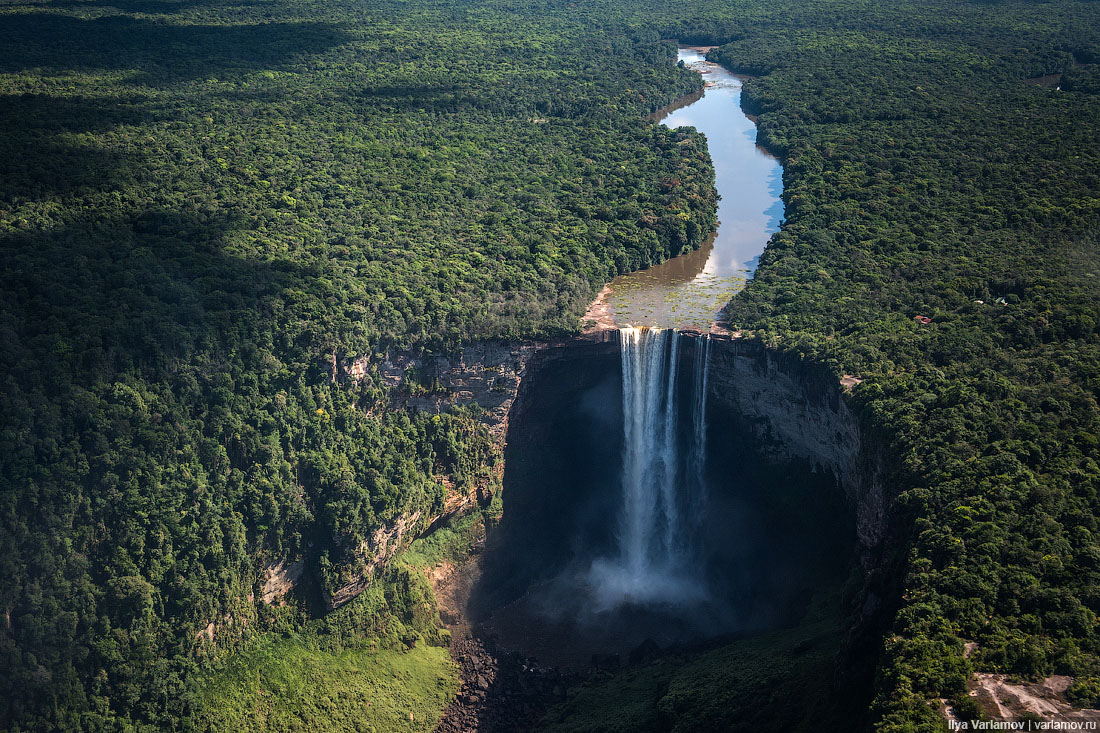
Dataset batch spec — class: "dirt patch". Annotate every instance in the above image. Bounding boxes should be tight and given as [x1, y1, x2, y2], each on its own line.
[969, 673, 1100, 723]
[429, 557, 478, 640]
[582, 284, 619, 333]
[840, 374, 863, 391]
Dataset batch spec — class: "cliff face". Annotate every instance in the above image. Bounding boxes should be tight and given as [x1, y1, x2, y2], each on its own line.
[300, 330, 884, 611]
[322, 511, 422, 610]
[344, 332, 619, 445]
[354, 341, 537, 443]
[500, 330, 885, 560]
[261, 559, 305, 605]
[316, 334, 619, 610]
[704, 335, 885, 553]
[308, 344, 535, 609]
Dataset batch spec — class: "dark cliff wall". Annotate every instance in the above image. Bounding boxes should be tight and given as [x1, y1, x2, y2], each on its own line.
[703, 335, 886, 554]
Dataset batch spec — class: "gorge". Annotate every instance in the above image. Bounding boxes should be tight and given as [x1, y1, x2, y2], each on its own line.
[429, 48, 883, 729]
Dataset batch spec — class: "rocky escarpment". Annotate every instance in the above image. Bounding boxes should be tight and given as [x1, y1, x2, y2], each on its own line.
[322, 511, 423, 610]
[703, 334, 886, 554]
[316, 334, 619, 610]
[359, 331, 618, 440]
[346, 341, 538, 444]
[286, 330, 887, 615]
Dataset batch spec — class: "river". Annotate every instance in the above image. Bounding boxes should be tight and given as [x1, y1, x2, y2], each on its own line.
[585, 46, 784, 331]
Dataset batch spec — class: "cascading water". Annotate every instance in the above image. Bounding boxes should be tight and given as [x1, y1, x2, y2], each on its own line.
[692, 334, 710, 515]
[588, 326, 711, 610]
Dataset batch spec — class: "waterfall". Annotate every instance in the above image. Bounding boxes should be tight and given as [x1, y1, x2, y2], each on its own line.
[618, 327, 673, 573]
[693, 334, 710, 512]
[662, 332, 680, 556]
[589, 327, 710, 609]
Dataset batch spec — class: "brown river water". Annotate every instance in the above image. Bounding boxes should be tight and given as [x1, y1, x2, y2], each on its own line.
[585, 47, 783, 331]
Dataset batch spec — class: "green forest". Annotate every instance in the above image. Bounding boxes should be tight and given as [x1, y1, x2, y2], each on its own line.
[0, 0, 715, 727]
[1, 0, 1099, 729]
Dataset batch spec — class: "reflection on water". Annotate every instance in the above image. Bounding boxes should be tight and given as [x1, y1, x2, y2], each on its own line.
[597, 47, 784, 330]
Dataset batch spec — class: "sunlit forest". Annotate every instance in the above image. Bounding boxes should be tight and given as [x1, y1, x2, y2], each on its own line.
[1, 0, 1099, 728]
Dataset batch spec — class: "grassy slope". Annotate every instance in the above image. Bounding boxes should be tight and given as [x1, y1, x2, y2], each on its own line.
[191, 507, 491, 730]
[193, 636, 456, 732]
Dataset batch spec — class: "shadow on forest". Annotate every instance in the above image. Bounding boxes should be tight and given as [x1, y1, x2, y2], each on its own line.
[354, 83, 488, 113]
[0, 98, 323, 387]
[0, 93, 174, 200]
[0, 93, 168, 132]
[0, 12, 350, 85]
[45, 0, 273, 15]
[1, 204, 326, 389]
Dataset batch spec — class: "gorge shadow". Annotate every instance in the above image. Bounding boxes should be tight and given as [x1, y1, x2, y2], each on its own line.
[471, 334, 859, 671]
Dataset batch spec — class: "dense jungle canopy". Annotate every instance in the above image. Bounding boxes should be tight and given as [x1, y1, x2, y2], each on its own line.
[1, 0, 1099, 729]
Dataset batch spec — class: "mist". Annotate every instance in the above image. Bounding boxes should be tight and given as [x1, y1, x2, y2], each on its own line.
[472, 331, 855, 667]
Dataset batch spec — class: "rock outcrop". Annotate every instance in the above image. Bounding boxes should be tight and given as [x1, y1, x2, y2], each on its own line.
[962, 673, 1100, 724]
[323, 511, 423, 610]
[346, 341, 537, 444]
[261, 559, 305, 605]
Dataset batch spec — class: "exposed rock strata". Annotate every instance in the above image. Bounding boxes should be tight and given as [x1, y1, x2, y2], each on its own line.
[318, 329, 883, 611]
[323, 511, 422, 610]
[320, 333, 617, 609]
[348, 341, 539, 444]
[704, 335, 885, 552]
[261, 559, 304, 605]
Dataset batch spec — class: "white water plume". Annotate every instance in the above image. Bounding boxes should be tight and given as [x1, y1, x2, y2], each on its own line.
[692, 333, 710, 513]
[588, 327, 711, 610]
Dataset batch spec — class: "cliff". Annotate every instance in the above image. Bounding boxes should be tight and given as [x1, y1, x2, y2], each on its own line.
[294, 330, 885, 612]
[704, 335, 885, 553]
[317, 333, 618, 609]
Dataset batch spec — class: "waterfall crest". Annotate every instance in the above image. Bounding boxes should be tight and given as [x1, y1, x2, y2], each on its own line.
[589, 327, 710, 610]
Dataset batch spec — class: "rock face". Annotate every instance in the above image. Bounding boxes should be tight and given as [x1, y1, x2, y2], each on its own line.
[318, 333, 618, 610]
[315, 329, 885, 610]
[704, 335, 886, 552]
[316, 343, 539, 610]
[346, 331, 620, 443]
[347, 341, 538, 444]
[323, 511, 423, 610]
[505, 331, 884, 554]
[261, 559, 305, 605]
